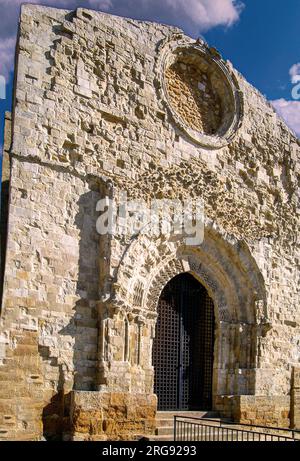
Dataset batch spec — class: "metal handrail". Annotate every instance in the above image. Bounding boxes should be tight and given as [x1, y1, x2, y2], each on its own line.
[174, 415, 300, 441]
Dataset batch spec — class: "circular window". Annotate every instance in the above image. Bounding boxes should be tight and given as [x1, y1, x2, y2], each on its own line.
[158, 38, 243, 149]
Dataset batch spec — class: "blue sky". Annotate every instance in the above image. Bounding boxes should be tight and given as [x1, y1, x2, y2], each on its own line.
[0, 0, 299, 162]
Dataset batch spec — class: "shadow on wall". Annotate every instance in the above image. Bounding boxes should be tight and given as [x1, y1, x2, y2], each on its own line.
[40, 180, 104, 440]
[42, 365, 72, 440]
[0, 179, 10, 310]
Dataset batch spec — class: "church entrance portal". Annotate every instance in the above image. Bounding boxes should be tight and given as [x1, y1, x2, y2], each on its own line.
[152, 273, 215, 411]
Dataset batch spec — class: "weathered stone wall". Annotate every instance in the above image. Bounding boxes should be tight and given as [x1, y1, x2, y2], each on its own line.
[0, 112, 12, 305]
[215, 395, 291, 428]
[69, 391, 157, 441]
[0, 158, 102, 439]
[0, 4, 299, 440]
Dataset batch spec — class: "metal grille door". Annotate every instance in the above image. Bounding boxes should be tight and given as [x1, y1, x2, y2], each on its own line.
[152, 273, 214, 411]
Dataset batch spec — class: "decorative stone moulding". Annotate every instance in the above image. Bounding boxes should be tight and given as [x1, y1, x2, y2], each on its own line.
[157, 35, 244, 149]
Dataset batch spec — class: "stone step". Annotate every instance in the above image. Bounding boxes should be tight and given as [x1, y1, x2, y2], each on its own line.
[156, 410, 219, 417]
[156, 411, 220, 426]
[155, 418, 174, 428]
[155, 411, 222, 438]
[150, 434, 173, 441]
[155, 419, 222, 435]
[155, 426, 174, 436]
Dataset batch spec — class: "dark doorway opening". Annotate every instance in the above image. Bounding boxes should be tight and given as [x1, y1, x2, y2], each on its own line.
[152, 272, 215, 411]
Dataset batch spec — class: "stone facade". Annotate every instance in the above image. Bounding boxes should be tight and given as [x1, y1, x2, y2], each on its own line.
[0, 5, 299, 441]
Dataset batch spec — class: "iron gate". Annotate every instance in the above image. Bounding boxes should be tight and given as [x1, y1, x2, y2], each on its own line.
[152, 273, 215, 411]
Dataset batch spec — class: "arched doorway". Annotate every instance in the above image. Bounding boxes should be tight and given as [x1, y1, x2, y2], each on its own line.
[152, 272, 215, 411]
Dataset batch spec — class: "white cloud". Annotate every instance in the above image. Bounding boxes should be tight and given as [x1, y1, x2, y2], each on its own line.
[163, 0, 242, 30]
[0, 0, 243, 78]
[86, 0, 243, 29]
[271, 98, 300, 137]
[89, 0, 113, 10]
[270, 64, 300, 138]
[0, 37, 16, 79]
[289, 63, 300, 84]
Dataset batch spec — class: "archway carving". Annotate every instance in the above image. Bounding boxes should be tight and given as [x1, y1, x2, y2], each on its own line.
[113, 222, 266, 322]
[101, 221, 267, 398]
